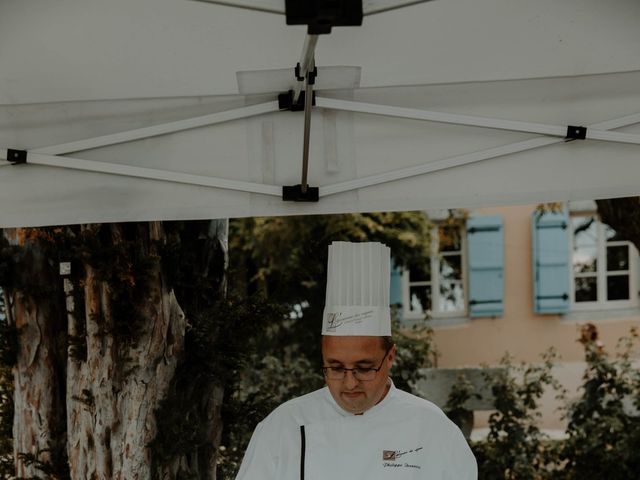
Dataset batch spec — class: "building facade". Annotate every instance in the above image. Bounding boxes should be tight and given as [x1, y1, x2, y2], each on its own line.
[392, 202, 640, 431]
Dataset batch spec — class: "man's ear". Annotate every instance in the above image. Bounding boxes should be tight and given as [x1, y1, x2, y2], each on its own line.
[387, 344, 397, 364]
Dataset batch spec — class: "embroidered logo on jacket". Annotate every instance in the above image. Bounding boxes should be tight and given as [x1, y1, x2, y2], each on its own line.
[382, 450, 396, 461]
[382, 447, 423, 469]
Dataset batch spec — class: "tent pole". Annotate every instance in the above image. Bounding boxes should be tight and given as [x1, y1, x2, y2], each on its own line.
[293, 35, 319, 104]
[320, 137, 561, 197]
[316, 97, 565, 134]
[316, 97, 640, 146]
[590, 113, 640, 130]
[32, 101, 280, 156]
[319, 112, 640, 197]
[22, 152, 282, 197]
[300, 59, 315, 193]
[587, 129, 640, 144]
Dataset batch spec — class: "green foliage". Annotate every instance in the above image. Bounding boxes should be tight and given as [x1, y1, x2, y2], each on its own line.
[216, 336, 324, 479]
[229, 212, 431, 298]
[2, 225, 162, 354]
[391, 316, 438, 392]
[472, 350, 561, 480]
[15, 448, 71, 480]
[72, 224, 160, 349]
[150, 221, 232, 477]
[0, 231, 60, 304]
[595, 196, 640, 252]
[463, 332, 640, 480]
[558, 332, 640, 480]
[150, 220, 295, 478]
[228, 211, 432, 367]
[0, 237, 20, 293]
[444, 373, 480, 438]
[151, 295, 285, 472]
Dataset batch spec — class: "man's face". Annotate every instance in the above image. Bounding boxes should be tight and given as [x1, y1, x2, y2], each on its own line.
[321, 335, 396, 414]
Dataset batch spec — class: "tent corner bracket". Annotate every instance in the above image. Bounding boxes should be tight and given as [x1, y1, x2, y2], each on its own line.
[282, 185, 319, 202]
[565, 125, 587, 140]
[278, 90, 316, 112]
[6, 149, 27, 165]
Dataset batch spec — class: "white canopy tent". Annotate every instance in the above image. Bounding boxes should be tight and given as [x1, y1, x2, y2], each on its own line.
[1, 0, 639, 228]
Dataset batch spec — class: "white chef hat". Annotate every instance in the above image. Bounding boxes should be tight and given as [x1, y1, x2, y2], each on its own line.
[321, 241, 391, 336]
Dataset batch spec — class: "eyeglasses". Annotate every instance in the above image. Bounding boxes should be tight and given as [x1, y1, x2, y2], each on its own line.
[321, 346, 392, 382]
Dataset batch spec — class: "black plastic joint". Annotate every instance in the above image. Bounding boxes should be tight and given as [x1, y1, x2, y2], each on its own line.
[566, 125, 587, 140]
[6, 149, 27, 164]
[294, 64, 318, 85]
[278, 90, 316, 112]
[285, 0, 363, 34]
[307, 67, 318, 85]
[308, 24, 333, 35]
[282, 185, 319, 202]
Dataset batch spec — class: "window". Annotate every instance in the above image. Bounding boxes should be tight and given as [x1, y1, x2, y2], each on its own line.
[570, 215, 639, 309]
[403, 225, 467, 318]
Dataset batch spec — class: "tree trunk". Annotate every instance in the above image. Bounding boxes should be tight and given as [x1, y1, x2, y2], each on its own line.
[1, 220, 228, 479]
[3, 228, 69, 479]
[149, 219, 228, 479]
[66, 223, 186, 479]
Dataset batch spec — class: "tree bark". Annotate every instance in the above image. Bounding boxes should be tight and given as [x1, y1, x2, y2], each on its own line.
[1, 220, 228, 479]
[3, 228, 69, 479]
[66, 223, 187, 479]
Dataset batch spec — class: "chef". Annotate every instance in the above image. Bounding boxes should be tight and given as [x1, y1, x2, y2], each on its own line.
[236, 241, 477, 480]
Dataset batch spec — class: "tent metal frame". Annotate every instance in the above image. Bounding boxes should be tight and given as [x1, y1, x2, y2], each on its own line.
[2, 98, 640, 199]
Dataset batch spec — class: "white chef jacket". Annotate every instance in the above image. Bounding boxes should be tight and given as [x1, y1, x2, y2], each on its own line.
[235, 380, 477, 480]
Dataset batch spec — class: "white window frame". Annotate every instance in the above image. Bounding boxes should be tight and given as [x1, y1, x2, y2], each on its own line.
[401, 224, 468, 320]
[569, 214, 639, 311]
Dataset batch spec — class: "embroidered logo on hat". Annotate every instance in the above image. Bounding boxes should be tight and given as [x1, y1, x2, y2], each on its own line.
[321, 242, 392, 336]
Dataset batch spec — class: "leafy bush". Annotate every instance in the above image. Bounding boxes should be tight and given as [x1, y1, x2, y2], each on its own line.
[460, 331, 640, 480]
[558, 330, 640, 480]
[471, 350, 562, 480]
[444, 373, 479, 439]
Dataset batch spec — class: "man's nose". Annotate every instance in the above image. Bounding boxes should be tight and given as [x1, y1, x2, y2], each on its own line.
[343, 370, 359, 389]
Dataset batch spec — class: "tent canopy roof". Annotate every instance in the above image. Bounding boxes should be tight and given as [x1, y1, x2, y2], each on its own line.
[2, 0, 640, 103]
[1, 0, 639, 227]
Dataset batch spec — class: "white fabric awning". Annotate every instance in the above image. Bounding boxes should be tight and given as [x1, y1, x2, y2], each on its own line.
[1, 0, 639, 227]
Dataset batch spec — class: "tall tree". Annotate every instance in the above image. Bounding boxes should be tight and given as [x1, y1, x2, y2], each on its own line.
[596, 196, 640, 251]
[0, 221, 230, 479]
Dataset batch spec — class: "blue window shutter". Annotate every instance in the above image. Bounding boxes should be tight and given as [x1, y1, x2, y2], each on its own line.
[390, 261, 403, 308]
[532, 210, 570, 314]
[467, 216, 504, 317]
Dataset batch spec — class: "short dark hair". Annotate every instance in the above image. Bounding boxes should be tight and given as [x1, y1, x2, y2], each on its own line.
[380, 336, 395, 352]
[320, 336, 395, 351]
